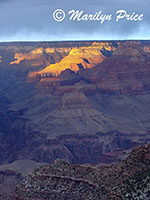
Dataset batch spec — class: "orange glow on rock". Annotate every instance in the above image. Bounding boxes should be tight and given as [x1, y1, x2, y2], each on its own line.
[30, 42, 116, 77]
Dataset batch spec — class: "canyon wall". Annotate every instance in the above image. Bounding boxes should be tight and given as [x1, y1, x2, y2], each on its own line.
[0, 40, 150, 166]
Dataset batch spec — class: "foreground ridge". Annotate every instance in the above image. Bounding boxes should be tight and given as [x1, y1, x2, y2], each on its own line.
[12, 144, 150, 200]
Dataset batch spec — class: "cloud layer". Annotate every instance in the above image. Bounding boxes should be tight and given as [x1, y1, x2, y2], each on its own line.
[0, 0, 149, 41]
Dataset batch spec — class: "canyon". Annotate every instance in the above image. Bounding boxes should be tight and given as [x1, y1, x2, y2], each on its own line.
[0, 40, 150, 198]
[1, 40, 150, 163]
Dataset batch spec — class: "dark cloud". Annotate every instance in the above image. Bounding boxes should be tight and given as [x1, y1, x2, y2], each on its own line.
[0, 0, 149, 41]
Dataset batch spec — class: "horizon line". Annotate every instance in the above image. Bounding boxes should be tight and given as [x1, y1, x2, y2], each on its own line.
[0, 39, 150, 43]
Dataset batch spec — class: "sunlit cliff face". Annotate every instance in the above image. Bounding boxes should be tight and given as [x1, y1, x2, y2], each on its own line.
[144, 46, 150, 53]
[10, 47, 44, 65]
[28, 42, 117, 78]
[7, 40, 150, 95]
[10, 47, 72, 66]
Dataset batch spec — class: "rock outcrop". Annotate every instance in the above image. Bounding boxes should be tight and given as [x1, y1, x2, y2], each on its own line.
[85, 41, 150, 94]
[11, 144, 150, 200]
[23, 40, 150, 96]
[10, 47, 71, 67]
[28, 42, 116, 77]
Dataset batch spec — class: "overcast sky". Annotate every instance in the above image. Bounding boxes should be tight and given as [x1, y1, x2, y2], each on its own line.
[0, 0, 149, 41]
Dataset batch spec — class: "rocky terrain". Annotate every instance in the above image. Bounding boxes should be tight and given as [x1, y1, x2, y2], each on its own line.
[1, 40, 150, 166]
[0, 40, 150, 198]
[0, 159, 45, 200]
[27, 41, 150, 95]
[10, 144, 150, 200]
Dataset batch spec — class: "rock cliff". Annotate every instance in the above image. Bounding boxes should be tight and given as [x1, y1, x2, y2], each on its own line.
[0, 41, 150, 169]
[24, 41, 150, 96]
